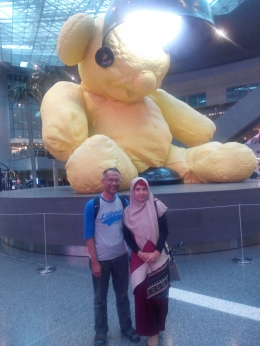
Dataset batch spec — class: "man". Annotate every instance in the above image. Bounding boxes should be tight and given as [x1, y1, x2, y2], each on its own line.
[84, 167, 140, 346]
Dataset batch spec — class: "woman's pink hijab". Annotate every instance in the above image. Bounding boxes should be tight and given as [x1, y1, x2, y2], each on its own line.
[123, 177, 167, 250]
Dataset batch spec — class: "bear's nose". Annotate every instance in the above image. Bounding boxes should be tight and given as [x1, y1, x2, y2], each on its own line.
[132, 71, 157, 96]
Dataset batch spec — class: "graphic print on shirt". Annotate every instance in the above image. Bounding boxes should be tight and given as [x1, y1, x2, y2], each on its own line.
[100, 209, 123, 226]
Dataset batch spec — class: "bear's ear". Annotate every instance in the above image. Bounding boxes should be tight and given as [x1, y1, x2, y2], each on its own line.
[57, 13, 95, 66]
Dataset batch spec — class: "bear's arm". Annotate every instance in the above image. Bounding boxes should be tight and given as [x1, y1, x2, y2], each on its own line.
[40, 81, 88, 161]
[148, 89, 216, 147]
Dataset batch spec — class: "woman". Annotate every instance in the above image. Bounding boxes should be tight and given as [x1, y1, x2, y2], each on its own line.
[123, 177, 169, 346]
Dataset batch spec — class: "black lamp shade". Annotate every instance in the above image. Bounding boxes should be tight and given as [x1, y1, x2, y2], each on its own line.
[95, 0, 215, 67]
[102, 0, 214, 46]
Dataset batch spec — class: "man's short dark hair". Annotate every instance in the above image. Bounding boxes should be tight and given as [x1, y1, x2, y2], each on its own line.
[103, 167, 121, 177]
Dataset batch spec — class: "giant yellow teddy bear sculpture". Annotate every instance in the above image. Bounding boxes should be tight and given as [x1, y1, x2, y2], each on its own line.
[41, 13, 257, 193]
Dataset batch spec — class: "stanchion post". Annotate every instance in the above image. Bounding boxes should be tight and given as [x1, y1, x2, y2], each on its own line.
[37, 213, 56, 274]
[232, 204, 253, 264]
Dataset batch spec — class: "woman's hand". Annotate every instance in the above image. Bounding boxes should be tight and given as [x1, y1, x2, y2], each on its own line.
[137, 250, 149, 263]
[146, 250, 160, 263]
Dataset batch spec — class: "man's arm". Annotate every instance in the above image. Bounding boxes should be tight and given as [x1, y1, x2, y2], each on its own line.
[84, 199, 102, 277]
[86, 238, 102, 278]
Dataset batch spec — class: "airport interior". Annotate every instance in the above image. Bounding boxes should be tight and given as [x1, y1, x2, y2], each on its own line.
[0, 0, 260, 345]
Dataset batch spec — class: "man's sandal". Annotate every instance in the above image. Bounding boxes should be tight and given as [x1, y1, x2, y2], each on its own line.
[94, 334, 107, 346]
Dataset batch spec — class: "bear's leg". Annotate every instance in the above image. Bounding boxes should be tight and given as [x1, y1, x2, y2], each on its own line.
[65, 135, 138, 193]
[165, 142, 257, 183]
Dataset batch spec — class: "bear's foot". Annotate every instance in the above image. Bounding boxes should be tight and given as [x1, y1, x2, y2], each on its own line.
[65, 135, 138, 193]
[165, 142, 257, 183]
[186, 142, 257, 183]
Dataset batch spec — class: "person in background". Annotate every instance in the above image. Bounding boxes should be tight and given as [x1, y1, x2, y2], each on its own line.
[123, 177, 169, 346]
[15, 180, 24, 189]
[84, 167, 140, 346]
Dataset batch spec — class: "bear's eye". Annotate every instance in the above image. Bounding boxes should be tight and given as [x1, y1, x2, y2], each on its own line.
[95, 47, 114, 68]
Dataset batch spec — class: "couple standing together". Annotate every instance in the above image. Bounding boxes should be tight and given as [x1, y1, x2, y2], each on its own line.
[84, 168, 170, 346]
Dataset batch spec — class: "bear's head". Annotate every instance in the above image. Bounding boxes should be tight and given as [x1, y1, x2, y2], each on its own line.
[57, 14, 170, 102]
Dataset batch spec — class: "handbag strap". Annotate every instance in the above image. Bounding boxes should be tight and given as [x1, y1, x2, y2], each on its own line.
[153, 200, 159, 220]
[154, 201, 184, 260]
[154, 200, 171, 258]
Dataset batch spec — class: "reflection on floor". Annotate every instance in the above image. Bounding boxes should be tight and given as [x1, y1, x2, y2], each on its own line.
[0, 240, 260, 346]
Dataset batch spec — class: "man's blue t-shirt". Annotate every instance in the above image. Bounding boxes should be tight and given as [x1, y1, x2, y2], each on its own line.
[84, 194, 129, 260]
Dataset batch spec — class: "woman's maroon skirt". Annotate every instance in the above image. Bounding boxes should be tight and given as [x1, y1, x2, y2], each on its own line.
[134, 278, 168, 336]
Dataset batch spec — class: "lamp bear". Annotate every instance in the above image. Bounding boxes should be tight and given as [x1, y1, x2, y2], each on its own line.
[40, 13, 257, 193]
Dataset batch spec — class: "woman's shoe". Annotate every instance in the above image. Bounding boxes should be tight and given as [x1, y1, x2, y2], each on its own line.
[147, 334, 158, 346]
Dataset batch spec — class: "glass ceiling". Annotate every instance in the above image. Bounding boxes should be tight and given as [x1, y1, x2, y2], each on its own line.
[210, 0, 245, 15]
[0, 0, 245, 68]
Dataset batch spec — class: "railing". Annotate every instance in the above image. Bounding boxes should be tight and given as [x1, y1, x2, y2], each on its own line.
[11, 150, 49, 161]
[1, 203, 259, 258]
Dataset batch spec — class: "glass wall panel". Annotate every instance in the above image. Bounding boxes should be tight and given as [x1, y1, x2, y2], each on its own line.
[249, 82, 260, 92]
[187, 92, 206, 108]
[14, 130, 24, 137]
[226, 85, 248, 102]
[177, 96, 187, 103]
[9, 99, 41, 139]
[33, 130, 42, 138]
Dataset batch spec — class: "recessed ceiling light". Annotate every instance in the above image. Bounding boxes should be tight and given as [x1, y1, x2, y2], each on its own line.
[20, 62, 29, 67]
[2, 45, 33, 49]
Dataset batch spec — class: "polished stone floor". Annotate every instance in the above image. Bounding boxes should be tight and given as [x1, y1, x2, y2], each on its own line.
[0, 240, 260, 346]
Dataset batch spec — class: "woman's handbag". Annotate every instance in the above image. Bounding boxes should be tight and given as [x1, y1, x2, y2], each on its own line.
[164, 242, 185, 283]
[168, 257, 181, 282]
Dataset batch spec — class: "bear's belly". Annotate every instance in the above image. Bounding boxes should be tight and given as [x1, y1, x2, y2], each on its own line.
[85, 94, 172, 171]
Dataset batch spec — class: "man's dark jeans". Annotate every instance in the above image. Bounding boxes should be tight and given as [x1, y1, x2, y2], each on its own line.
[90, 253, 132, 334]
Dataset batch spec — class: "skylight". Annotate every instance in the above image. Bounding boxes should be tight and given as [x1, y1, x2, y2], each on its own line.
[0, 2, 13, 23]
